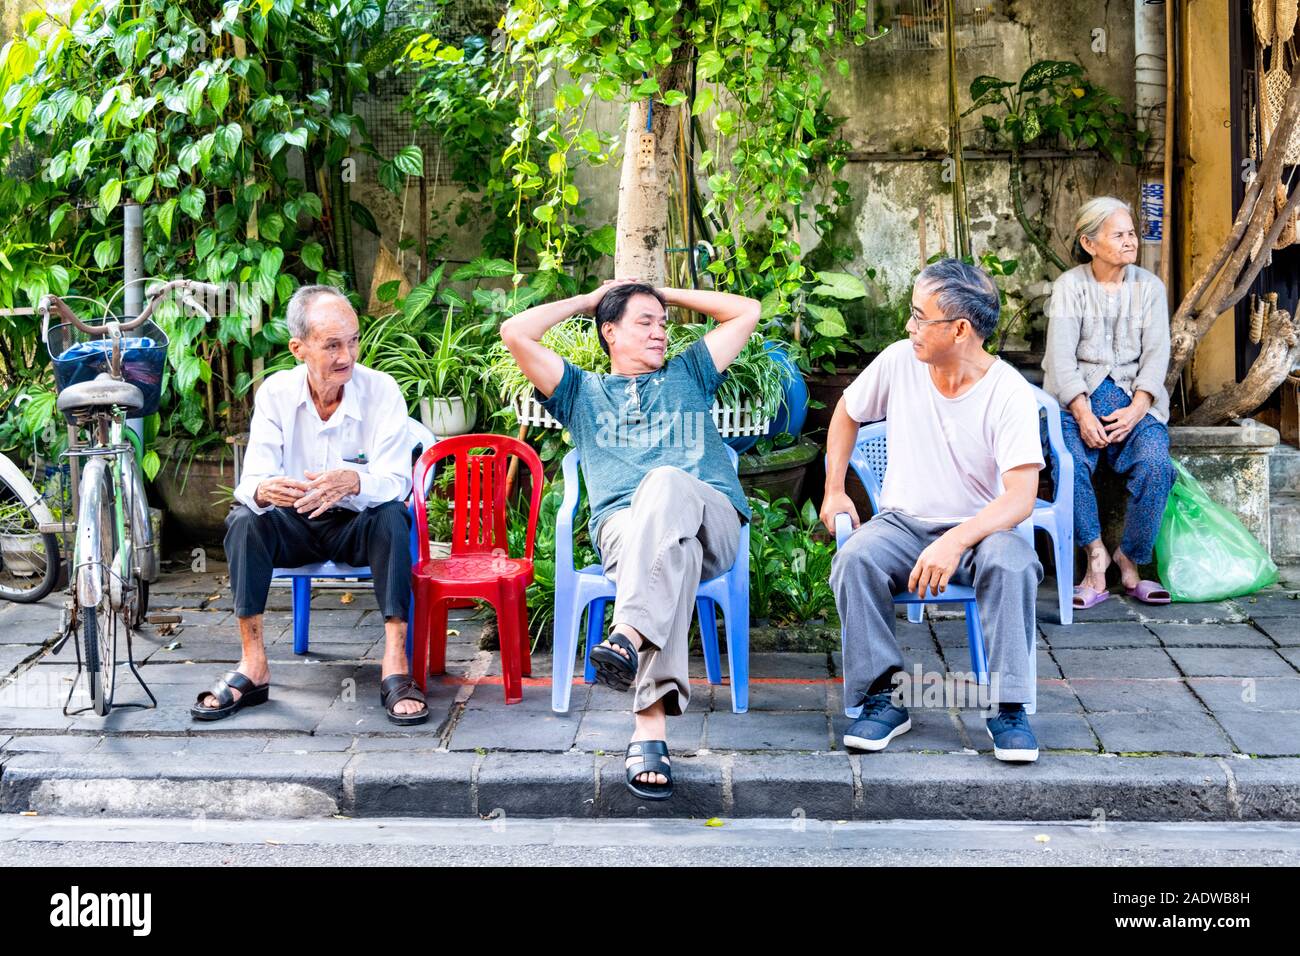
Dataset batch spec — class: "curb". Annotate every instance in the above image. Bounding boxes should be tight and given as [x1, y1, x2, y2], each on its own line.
[4, 751, 1300, 822]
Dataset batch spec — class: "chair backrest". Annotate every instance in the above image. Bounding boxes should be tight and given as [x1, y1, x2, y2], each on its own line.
[1028, 384, 1073, 505]
[556, 444, 740, 572]
[412, 433, 544, 563]
[847, 385, 1072, 511]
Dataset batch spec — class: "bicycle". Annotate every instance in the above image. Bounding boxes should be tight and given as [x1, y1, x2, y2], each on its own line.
[40, 278, 220, 716]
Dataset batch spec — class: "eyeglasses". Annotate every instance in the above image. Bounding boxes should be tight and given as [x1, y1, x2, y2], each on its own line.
[907, 313, 959, 330]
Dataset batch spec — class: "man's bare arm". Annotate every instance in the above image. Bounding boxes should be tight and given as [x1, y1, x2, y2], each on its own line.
[500, 279, 638, 396]
[662, 287, 761, 372]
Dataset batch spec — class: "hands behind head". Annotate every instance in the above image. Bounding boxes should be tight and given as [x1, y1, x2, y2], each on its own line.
[583, 276, 648, 315]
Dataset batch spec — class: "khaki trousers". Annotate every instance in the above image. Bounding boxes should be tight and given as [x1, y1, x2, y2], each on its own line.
[596, 466, 742, 715]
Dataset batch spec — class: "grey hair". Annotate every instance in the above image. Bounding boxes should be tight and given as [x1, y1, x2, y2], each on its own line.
[915, 258, 1000, 341]
[1071, 196, 1133, 264]
[286, 284, 351, 340]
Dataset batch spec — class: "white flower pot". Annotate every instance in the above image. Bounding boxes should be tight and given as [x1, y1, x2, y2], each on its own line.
[0, 532, 45, 577]
[420, 396, 478, 437]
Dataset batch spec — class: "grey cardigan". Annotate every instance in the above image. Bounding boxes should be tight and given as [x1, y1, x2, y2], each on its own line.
[1041, 263, 1171, 424]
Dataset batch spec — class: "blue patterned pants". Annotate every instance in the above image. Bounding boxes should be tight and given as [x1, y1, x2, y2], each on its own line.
[1051, 377, 1175, 565]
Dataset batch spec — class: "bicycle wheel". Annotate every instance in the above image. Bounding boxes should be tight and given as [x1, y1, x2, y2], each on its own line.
[0, 468, 60, 604]
[77, 464, 118, 716]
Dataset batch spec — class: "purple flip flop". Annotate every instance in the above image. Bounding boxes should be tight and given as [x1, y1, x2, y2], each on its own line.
[1072, 585, 1111, 610]
[1126, 580, 1172, 605]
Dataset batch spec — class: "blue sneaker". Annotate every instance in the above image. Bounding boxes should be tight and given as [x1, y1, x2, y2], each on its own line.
[986, 706, 1039, 762]
[843, 690, 911, 752]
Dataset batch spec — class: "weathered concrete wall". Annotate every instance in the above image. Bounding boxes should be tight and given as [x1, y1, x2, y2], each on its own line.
[372, 1, 1142, 329]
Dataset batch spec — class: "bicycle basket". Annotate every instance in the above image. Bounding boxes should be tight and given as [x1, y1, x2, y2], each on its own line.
[48, 319, 169, 421]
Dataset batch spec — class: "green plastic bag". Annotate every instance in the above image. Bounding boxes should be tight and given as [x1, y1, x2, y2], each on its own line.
[1154, 460, 1277, 602]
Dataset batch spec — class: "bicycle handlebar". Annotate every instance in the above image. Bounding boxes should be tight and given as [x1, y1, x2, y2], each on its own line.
[40, 279, 225, 342]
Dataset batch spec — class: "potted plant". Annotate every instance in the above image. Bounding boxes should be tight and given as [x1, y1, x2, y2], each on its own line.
[365, 306, 489, 437]
[0, 499, 47, 577]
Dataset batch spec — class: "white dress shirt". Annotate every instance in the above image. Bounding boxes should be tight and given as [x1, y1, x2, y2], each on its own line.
[234, 362, 413, 515]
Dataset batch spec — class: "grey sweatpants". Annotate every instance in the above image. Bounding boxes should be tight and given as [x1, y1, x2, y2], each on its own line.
[830, 510, 1041, 712]
[597, 467, 742, 716]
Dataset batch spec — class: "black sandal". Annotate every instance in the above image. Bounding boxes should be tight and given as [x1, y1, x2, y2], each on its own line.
[380, 674, 429, 726]
[589, 631, 638, 692]
[190, 670, 269, 722]
[625, 740, 673, 801]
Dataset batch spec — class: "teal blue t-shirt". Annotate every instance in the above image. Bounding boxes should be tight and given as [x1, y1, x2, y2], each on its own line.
[537, 338, 751, 552]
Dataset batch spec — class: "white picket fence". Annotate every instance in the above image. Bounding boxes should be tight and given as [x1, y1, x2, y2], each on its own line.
[511, 394, 771, 437]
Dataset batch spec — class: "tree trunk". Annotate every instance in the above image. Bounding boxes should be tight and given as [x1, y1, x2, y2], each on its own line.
[614, 51, 694, 284]
[1181, 303, 1299, 425]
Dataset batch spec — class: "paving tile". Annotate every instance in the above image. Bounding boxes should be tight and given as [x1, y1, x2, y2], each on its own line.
[748, 652, 832, 679]
[1149, 624, 1277, 647]
[0, 707, 74, 731]
[262, 734, 353, 753]
[735, 680, 830, 712]
[1166, 647, 1297, 678]
[1187, 677, 1300, 713]
[446, 706, 579, 752]
[1063, 593, 1141, 623]
[1253, 618, 1300, 646]
[1214, 712, 1300, 756]
[705, 711, 830, 751]
[1071, 678, 1207, 714]
[2, 734, 102, 753]
[1054, 648, 1180, 679]
[1232, 590, 1300, 618]
[1088, 712, 1235, 755]
[1039, 622, 1158, 649]
[1131, 599, 1247, 624]
[573, 710, 705, 753]
[313, 681, 457, 737]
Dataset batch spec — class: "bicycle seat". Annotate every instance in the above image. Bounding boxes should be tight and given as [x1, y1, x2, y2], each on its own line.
[56, 373, 144, 414]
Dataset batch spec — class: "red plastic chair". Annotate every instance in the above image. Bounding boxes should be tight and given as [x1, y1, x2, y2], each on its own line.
[410, 434, 544, 704]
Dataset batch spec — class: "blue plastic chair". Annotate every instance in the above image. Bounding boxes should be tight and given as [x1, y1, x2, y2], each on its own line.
[551, 446, 751, 714]
[272, 418, 437, 657]
[830, 422, 1037, 716]
[1028, 384, 1075, 626]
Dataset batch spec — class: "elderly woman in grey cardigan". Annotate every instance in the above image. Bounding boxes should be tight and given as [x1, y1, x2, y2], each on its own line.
[1042, 196, 1176, 609]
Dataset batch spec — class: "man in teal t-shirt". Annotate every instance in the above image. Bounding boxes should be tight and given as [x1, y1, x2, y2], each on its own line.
[501, 280, 759, 801]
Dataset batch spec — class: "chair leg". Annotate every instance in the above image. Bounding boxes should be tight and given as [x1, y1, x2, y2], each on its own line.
[582, 597, 607, 685]
[551, 588, 578, 712]
[907, 602, 924, 625]
[292, 577, 311, 655]
[425, 592, 449, 678]
[495, 581, 524, 705]
[723, 587, 750, 715]
[411, 579, 430, 693]
[697, 597, 722, 685]
[1052, 523, 1074, 626]
[517, 581, 532, 678]
[965, 600, 989, 688]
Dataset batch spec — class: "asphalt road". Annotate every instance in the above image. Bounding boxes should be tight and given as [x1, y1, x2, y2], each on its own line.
[2, 816, 1299, 866]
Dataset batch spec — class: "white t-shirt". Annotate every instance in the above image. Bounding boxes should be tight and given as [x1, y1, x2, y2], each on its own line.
[842, 340, 1044, 522]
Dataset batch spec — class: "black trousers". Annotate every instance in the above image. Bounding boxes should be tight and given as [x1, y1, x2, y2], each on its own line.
[224, 501, 412, 620]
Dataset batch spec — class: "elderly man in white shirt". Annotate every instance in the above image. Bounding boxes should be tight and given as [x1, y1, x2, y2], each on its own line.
[191, 285, 428, 725]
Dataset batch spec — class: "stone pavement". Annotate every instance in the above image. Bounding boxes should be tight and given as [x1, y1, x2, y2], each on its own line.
[1, 562, 1300, 821]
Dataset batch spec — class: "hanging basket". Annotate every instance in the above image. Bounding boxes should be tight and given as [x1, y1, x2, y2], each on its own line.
[510, 394, 772, 437]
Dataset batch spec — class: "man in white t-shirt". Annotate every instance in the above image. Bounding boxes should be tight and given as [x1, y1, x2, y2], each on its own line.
[821, 259, 1045, 762]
